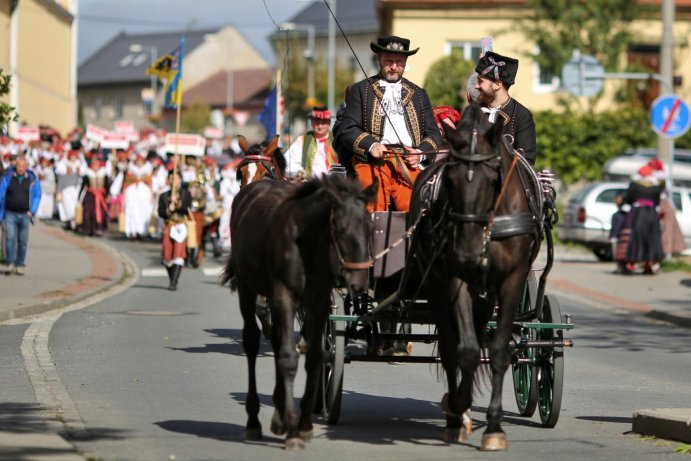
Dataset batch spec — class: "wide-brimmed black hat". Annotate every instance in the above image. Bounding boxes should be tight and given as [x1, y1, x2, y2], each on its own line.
[370, 36, 419, 56]
[475, 51, 519, 86]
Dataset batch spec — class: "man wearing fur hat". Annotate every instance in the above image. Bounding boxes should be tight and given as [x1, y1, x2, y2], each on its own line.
[334, 36, 441, 212]
[474, 51, 537, 165]
[285, 105, 338, 179]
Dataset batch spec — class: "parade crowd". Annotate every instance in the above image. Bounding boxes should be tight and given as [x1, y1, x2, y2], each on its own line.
[0, 129, 242, 278]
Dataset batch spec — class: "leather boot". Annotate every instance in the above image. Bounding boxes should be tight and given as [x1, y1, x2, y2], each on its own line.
[168, 265, 182, 291]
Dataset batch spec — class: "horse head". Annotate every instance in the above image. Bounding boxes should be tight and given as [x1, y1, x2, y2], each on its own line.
[443, 103, 505, 270]
[321, 175, 378, 293]
[236, 134, 287, 187]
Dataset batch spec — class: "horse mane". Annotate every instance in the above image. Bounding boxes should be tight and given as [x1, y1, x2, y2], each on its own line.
[287, 174, 361, 203]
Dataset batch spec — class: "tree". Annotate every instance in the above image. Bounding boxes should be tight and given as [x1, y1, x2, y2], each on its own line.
[180, 101, 211, 134]
[423, 49, 475, 111]
[519, 0, 639, 77]
[0, 68, 18, 133]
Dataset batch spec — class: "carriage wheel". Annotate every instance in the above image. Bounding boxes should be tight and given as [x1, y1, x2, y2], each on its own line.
[512, 272, 538, 416]
[535, 294, 564, 428]
[321, 288, 346, 424]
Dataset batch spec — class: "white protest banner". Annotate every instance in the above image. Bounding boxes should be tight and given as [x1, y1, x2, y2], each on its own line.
[86, 124, 108, 143]
[14, 125, 40, 143]
[114, 120, 140, 142]
[100, 132, 130, 150]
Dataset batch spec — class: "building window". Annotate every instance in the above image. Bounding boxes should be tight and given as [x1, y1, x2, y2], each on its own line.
[445, 41, 482, 62]
[94, 97, 102, 120]
[112, 96, 123, 119]
[533, 46, 560, 93]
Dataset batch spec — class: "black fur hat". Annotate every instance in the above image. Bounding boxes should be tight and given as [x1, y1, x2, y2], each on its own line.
[475, 51, 519, 86]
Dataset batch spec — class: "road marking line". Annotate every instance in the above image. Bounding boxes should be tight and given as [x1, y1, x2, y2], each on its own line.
[142, 268, 168, 277]
[203, 266, 223, 277]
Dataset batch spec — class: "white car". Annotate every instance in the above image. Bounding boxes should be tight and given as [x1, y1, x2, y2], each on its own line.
[602, 148, 691, 188]
[558, 181, 691, 260]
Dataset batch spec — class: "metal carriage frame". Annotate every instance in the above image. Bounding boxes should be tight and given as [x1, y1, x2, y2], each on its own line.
[318, 208, 575, 428]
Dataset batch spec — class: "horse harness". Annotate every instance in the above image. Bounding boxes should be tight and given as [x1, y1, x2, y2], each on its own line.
[236, 155, 280, 182]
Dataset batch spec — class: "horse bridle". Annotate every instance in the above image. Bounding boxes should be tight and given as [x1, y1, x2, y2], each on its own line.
[329, 210, 373, 271]
[237, 154, 278, 182]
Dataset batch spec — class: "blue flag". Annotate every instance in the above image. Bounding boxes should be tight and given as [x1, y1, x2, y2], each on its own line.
[258, 86, 277, 140]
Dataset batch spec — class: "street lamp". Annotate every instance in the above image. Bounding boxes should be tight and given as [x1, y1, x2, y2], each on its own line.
[282, 22, 316, 104]
[130, 43, 158, 115]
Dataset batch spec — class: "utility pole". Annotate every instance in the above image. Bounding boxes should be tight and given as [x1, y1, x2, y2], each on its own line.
[658, 0, 674, 170]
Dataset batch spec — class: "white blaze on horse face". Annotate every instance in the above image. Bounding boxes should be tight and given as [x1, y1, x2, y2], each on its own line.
[246, 162, 258, 183]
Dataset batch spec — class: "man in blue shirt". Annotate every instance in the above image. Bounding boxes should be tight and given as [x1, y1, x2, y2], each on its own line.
[0, 156, 42, 275]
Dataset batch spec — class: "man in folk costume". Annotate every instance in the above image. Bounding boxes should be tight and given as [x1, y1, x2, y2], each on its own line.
[55, 149, 85, 230]
[285, 106, 338, 179]
[80, 156, 110, 236]
[158, 169, 192, 291]
[334, 36, 442, 212]
[474, 51, 537, 165]
[122, 154, 154, 239]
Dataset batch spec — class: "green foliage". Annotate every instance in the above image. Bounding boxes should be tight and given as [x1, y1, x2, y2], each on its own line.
[519, 0, 640, 77]
[0, 68, 18, 131]
[423, 49, 475, 112]
[180, 101, 211, 134]
[534, 107, 655, 186]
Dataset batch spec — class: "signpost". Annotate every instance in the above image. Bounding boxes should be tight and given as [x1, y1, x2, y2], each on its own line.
[561, 53, 605, 97]
[650, 95, 691, 139]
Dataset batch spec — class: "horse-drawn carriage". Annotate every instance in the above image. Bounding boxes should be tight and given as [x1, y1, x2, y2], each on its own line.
[227, 103, 574, 450]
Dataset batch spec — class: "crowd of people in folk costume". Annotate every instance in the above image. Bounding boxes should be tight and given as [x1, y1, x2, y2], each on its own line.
[0, 132, 242, 271]
[610, 159, 687, 275]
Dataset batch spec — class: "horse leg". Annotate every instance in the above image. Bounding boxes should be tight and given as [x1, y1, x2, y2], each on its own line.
[298, 289, 330, 442]
[270, 285, 303, 449]
[237, 283, 263, 440]
[481, 271, 523, 451]
[453, 280, 480, 442]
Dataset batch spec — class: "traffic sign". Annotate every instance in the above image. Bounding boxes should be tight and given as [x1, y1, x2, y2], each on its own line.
[650, 95, 691, 139]
[561, 53, 605, 97]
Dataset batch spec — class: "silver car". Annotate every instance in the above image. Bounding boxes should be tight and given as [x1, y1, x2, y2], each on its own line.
[558, 181, 691, 260]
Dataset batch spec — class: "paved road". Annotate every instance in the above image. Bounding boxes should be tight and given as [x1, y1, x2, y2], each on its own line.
[1, 223, 690, 460]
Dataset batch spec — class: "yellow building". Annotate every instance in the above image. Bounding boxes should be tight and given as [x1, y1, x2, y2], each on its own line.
[378, 0, 691, 112]
[0, 0, 78, 136]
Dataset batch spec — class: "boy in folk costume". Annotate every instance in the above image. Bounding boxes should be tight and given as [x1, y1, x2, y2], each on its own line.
[158, 170, 192, 291]
[285, 106, 338, 179]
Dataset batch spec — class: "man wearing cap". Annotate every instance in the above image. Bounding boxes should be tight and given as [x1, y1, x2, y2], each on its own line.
[285, 106, 338, 179]
[334, 35, 441, 212]
[474, 51, 537, 165]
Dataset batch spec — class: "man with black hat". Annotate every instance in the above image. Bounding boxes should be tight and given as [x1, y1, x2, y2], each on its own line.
[474, 51, 537, 165]
[285, 106, 338, 179]
[334, 35, 441, 212]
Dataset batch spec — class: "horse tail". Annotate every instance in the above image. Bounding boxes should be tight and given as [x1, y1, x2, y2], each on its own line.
[220, 256, 237, 291]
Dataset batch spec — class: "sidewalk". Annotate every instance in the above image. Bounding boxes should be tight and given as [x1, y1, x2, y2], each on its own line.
[0, 222, 689, 455]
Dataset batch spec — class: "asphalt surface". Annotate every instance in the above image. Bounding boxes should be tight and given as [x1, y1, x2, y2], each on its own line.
[1, 220, 689, 459]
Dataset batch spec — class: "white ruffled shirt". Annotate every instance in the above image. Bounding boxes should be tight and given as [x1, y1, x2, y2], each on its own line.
[376, 79, 412, 148]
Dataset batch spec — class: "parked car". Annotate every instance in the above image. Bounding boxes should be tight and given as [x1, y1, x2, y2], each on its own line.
[602, 147, 691, 188]
[558, 181, 691, 260]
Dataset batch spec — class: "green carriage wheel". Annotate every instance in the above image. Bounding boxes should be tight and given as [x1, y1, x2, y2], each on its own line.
[535, 294, 564, 428]
[512, 272, 538, 417]
[321, 288, 346, 424]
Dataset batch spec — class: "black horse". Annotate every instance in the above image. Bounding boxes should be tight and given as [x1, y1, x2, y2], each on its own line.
[235, 134, 287, 187]
[409, 103, 543, 450]
[222, 175, 376, 449]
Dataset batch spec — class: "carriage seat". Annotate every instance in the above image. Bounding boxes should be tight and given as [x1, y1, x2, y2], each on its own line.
[372, 211, 409, 278]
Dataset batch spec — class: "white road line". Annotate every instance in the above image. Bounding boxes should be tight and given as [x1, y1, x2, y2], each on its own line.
[203, 266, 223, 277]
[142, 268, 168, 277]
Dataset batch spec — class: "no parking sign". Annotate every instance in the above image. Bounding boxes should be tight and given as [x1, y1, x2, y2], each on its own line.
[650, 95, 691, 139]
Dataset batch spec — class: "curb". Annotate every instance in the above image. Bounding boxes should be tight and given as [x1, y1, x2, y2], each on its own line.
[0, 230, 136, 323]
[632, 408, 691, 443]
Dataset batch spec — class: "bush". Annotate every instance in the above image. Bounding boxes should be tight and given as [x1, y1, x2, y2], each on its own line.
[534, 108, 655, 186]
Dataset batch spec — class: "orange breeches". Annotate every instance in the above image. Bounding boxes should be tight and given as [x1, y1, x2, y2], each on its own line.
[353, 158, 420, 213]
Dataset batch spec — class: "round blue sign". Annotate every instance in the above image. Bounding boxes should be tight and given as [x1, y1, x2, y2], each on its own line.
[650, 95, 691, 139]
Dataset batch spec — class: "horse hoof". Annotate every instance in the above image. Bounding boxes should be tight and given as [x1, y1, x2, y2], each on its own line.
[270, 409, 286, 436]
[299, 428, 314, 442]
[284, 437, 305, 450]
[245, 428, 263, 441]
[443, 427, 469, 443]
[481, 432, 508, 451]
